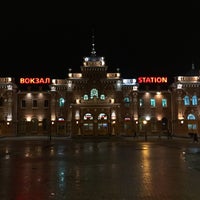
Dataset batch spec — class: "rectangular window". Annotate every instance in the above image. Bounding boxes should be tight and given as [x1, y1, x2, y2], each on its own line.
[21, 100, 26, 108]
[150, 98, 156, 107]
[44, 100, 49, 108]
[162, 99, 167, 107]
[192, 96, 198, 105]
[32, 100, 37, 108]
[184, 96, 190, 106]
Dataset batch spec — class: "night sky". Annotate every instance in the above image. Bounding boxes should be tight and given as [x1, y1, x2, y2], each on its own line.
[0, 3, 196, 86]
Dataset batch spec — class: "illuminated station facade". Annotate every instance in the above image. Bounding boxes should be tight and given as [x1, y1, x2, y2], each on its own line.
[0, 44, 199, 138]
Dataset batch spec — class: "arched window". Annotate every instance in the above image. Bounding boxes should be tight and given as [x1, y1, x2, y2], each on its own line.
[83, 113, 93, 120]
[90, 89, 98, 99]
[192, 95, 198, 105]
[184, 96, 190, 105]
[124, 97, 130, 103]
[59, 98, 65, 107]
[187, 114, 197, 130]
[100, 94, 105, 100]
[83, 94, 88, 100]
[187, 114, 195, 120]
[98, 113, 107, 120]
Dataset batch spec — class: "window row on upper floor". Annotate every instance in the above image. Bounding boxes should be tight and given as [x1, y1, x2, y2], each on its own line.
[183, 95, 198, 106]
[139, 98, 168, 108]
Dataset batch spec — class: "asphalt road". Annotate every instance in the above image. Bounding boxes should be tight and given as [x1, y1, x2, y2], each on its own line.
[0, 136, 200, 200]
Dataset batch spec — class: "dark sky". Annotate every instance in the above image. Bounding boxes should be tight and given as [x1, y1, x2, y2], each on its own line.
[0, 2, 195, 85]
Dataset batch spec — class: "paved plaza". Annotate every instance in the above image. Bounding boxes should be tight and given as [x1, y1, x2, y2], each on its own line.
[0, 136, 200, 200]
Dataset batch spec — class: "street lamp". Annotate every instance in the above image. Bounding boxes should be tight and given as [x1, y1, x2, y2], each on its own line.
[135, 120, 138, 137]
[143, 120, 147, 141]
[50, 121, 55, 142]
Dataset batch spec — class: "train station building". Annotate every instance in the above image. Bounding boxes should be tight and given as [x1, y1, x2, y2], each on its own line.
[0, 42, 199, 138]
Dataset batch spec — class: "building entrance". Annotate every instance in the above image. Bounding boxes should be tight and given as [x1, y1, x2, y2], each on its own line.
[82, 122, 109, 136]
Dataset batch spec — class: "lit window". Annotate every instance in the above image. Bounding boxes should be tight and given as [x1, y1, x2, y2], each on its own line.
[75, 110, 80, 120]
[124, 97, 130, 103]
[100, 94, 105, 100]
[83, 123, 93, 130]
[98, 123, 108, 130]
[111, 111, 116, 120]
[187, 114, 196, 130]
[59, 98, 65, 107]
[90, 89, 98, 99]
[187, 114, 195, 120]
[162, 99, 167, 107]
[184, 96, 190, 106]
[98, 113, 107, 120]
[192, 95, 198, 105]
[150, 99, 156, 107]
[84, 113, 93, 120]
[83, 94, 88, 100]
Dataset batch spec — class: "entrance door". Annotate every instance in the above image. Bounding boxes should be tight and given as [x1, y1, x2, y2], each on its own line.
[97, 123, 108, 135]
[187, 114, 198, 134]
[82, 123, 94, 135]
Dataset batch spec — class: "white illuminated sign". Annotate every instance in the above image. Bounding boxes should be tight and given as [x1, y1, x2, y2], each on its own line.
[122, 79, 137, 85]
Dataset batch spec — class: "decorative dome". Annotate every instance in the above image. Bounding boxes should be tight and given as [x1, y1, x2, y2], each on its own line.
[83, 34, 105, 67]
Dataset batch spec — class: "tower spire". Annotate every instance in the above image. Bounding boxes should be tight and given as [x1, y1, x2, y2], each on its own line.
[91, 28, 96, 56]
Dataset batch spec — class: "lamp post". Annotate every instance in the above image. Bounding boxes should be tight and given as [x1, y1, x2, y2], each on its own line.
[50, 121, 55, 142]
[135, 120, 138, 138]
[143, 120, 147, 141]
